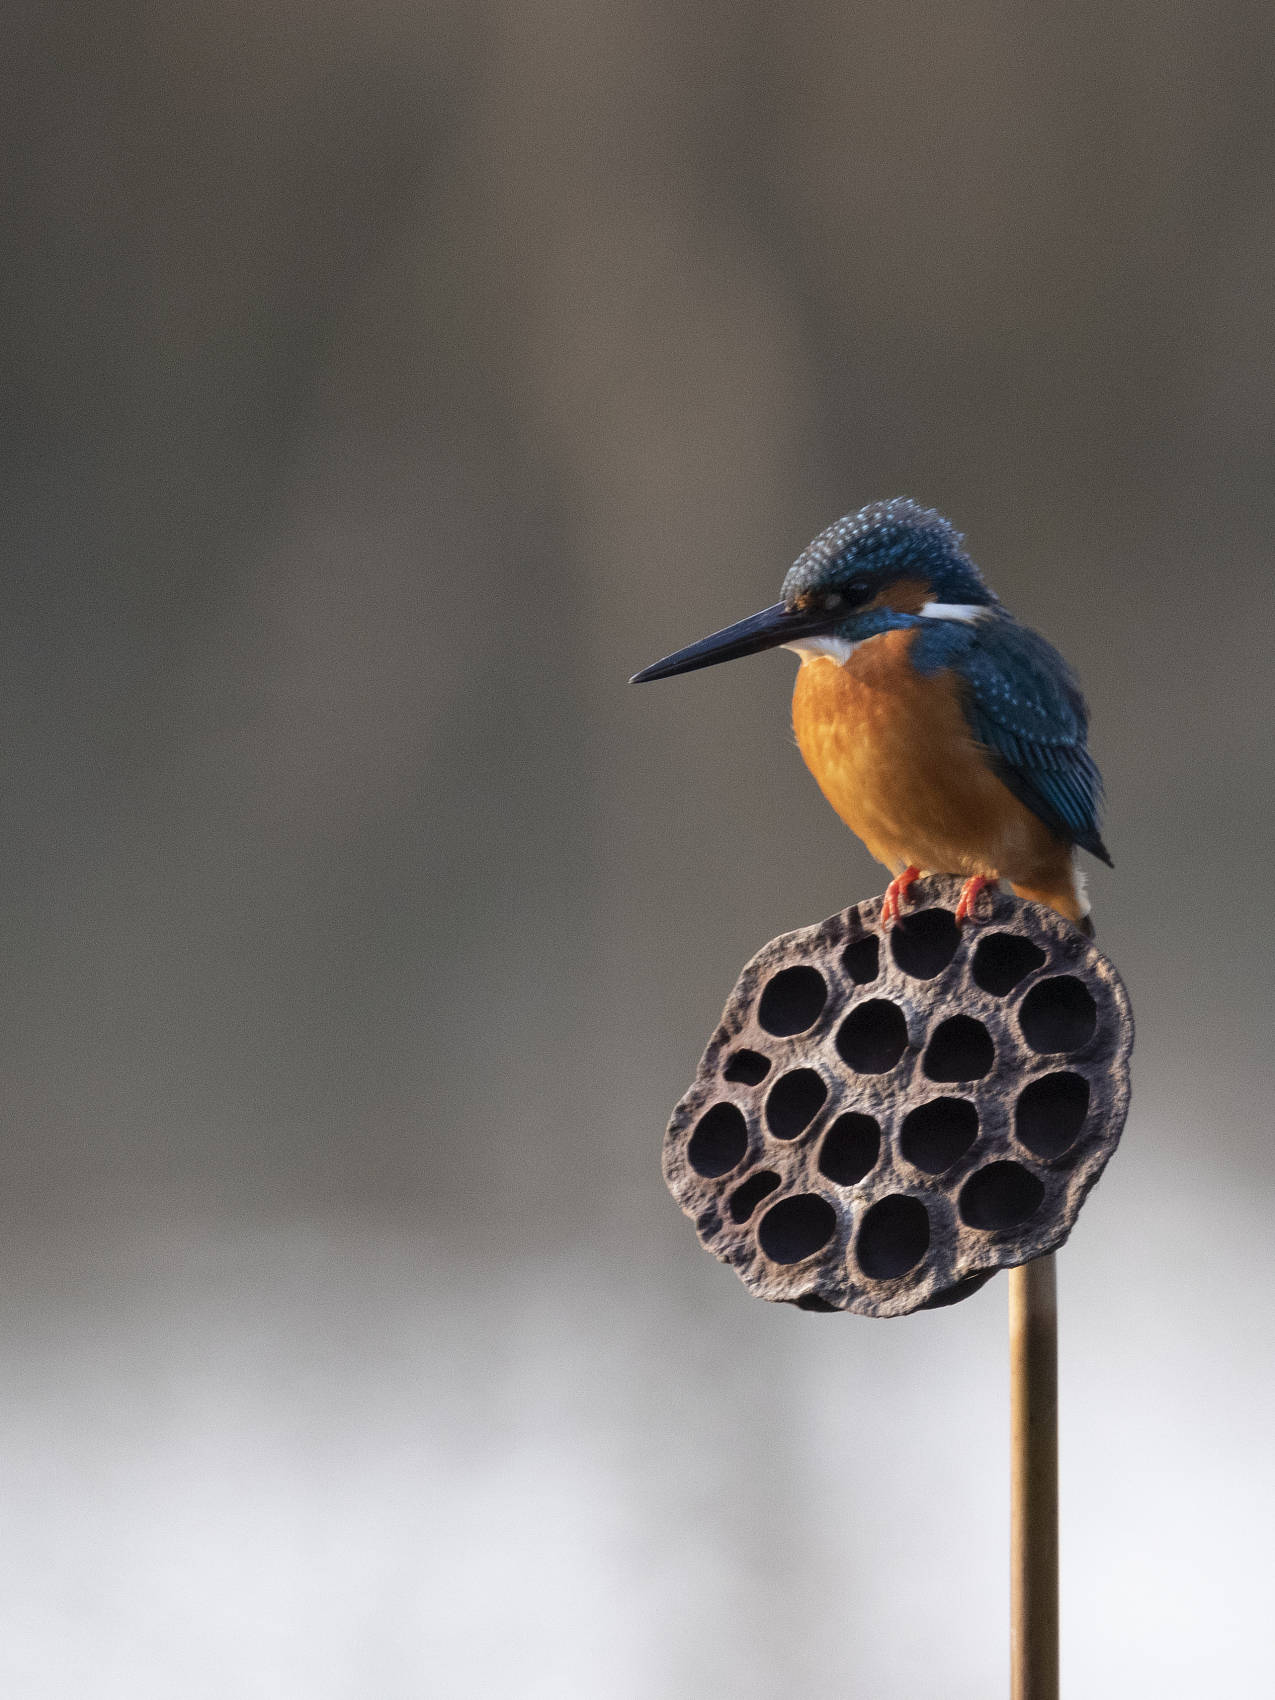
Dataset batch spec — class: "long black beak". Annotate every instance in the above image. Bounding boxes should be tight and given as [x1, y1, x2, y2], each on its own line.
[630, 601, 835, 683]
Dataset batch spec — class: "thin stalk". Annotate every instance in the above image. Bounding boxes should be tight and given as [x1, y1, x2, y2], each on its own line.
[1009, 1253, 1059, 1700]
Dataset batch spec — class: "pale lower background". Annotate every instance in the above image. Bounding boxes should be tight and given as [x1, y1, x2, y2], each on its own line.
[3, 2, 1273, 1695]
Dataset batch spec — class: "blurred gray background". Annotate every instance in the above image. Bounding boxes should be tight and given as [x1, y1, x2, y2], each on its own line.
[3, 3, 1273, 1695]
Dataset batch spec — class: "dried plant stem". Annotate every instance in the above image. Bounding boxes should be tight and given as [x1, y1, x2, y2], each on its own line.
[1010, 1253, 1059, 1700]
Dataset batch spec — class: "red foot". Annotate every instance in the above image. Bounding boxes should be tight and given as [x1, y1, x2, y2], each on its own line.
[955, 875, 996, 926]
[882, 866, 922, 926]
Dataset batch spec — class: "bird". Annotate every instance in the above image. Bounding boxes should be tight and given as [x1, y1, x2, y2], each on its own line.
[631, 497, 1109, 929]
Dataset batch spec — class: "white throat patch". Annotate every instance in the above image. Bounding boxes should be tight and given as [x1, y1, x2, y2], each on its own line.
[784, 634, 858, 665]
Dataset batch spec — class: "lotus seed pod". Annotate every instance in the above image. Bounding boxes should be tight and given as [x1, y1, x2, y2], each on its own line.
[663, 876, 1133, 1318]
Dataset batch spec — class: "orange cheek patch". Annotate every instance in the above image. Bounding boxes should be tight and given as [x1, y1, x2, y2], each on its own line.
[863, 576, 930, 616]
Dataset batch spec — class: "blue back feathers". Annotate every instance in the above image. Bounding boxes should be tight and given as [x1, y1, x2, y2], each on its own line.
[912, 614, 1111, 865]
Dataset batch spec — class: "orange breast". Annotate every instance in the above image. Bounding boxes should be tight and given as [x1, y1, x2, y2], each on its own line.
[791, 628, 1063, 885]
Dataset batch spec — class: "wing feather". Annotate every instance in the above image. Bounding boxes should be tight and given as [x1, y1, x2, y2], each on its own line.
[915, 613, 1112, 864]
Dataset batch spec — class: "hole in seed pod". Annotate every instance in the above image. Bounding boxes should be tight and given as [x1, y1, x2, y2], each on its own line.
[959, 1161, 1045, 1230]
[793, 1292, 838, 1312]
[836, 1000, 908, 1073]
[765, 1069, 828, 1140]
[818, 1113, 881, 1186]
[923, 1015, 994, 1081]
[758, 1194, 838, 1264]
[890, 908, 961, 979]
[687, 1102, 748, 1177]
[728, 1169, 782, 1223]
[1015, 1072, 1090, 1158]
[856, 1194, 931, 1280]
[900, 1097, 979, 1174]
[1019, 976, 1098, 1053]
[757, 966, 827, 1036]
[723, 1049, 770, 1085]
[843, 934, 880, 985]
[972, 932, 1047, 996]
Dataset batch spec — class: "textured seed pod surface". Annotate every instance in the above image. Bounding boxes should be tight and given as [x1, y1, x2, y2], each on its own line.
[663, 876, 1133, 1318]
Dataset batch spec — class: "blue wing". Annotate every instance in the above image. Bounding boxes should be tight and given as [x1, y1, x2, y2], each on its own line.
[914, 613, 1112, 864]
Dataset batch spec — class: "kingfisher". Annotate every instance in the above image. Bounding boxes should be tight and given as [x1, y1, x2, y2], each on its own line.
[631, 498, 1109, 928]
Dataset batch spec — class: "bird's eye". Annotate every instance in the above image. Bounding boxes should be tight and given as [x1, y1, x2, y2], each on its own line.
[845, 577, 871, 603]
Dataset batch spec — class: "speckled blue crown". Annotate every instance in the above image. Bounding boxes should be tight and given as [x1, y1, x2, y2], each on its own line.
[782, 497, 994, 607]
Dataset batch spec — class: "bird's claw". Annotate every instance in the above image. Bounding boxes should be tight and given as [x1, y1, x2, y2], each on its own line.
[955, 875, 995, 927]
[882, 866, 922, 927]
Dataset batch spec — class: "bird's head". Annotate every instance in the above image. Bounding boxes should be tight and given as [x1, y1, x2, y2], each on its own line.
[631, 497, 997, 682]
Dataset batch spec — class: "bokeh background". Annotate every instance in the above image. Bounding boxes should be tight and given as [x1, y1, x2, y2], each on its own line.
[4, 3, 1274, 1695]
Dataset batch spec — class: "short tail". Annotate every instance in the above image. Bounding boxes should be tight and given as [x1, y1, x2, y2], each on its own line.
[1009, 862, 1091, 928]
